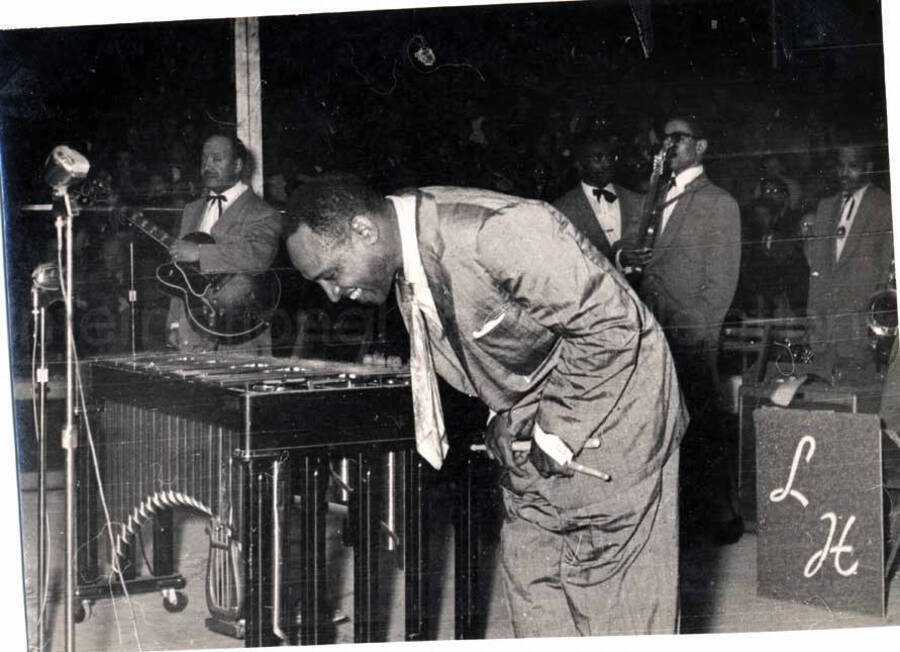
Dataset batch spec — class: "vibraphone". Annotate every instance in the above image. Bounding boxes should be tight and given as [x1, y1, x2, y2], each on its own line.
[76, 352, 487, 645]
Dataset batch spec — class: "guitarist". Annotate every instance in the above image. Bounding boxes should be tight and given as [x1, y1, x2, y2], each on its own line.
[166, 133, 282, 354]
[553, 129, 643, 264]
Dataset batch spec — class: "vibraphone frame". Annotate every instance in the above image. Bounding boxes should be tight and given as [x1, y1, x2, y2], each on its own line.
[76, 355, 488, 646]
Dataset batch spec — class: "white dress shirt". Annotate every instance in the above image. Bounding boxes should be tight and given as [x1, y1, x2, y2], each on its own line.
[835, 183, 869, 261]
[197, 180, 248, 234]
[389, 195, 444, 332]
[580, 181, 622, 246]
[660, 164, 704, 234]
[390, 195, 481, 402]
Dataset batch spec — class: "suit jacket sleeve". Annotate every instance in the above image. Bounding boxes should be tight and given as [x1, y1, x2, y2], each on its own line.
[804, 199, 828, 267]
[166, 202, 200, 327]
[475, 202, 641, 451]
[198, 199, 282, 274]
[695, 192, 741, 341]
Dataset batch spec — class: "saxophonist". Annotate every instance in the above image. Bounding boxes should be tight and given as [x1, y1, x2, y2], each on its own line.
[620, 111, 743, 545]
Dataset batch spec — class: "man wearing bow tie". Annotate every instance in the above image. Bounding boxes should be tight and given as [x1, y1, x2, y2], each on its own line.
[553, 131, 643, 261]
[805, 140, 893, 381]
[166, 133, 282, 353]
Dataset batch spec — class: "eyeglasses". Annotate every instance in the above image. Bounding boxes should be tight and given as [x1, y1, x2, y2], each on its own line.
[664, 131, 698, 144]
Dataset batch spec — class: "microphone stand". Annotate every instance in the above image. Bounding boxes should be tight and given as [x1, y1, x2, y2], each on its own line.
[129, 240, 137, 357]
[31, 285, 48, 652]
[51, 186, 77, 652]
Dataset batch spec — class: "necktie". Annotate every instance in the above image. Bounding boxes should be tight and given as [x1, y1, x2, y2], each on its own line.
[659, 176, 679, 234]
[592, 187, 618, 203]
[208, 193, 227, 219]
[835, 194, 855, 261]
[399, 279, 448, 470]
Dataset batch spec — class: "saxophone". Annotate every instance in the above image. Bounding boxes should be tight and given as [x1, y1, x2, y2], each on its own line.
[624, 142, 673, 287]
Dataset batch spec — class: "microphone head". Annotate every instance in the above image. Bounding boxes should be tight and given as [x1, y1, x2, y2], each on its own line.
[44, 145, 90, 190]
[32, 262, 62, 297]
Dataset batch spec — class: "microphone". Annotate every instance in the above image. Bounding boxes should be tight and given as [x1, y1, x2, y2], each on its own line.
[31, 262, 62, 306]
[32, 261, 61, 293]
[44, 145, 90, 190]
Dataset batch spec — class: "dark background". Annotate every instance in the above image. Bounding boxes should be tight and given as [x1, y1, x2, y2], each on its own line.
[0, 0, 889, 364]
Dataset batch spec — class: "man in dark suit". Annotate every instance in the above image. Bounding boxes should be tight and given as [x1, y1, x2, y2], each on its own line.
[283, 180, 687, 637]
[805, 141, 894, 382]
[166, 133, 282, 354]
[553, 131, 643, 261]
[622, 112, 743, 543]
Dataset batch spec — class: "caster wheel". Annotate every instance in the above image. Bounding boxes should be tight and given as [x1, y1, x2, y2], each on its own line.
[162, 589, 188, 613]
[73, 600, 90, 623]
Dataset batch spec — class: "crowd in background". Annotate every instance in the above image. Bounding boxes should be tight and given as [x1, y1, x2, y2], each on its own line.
[55, 76, 888, 348]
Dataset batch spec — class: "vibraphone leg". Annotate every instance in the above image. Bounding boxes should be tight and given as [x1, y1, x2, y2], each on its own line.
[454, 451, 500, 640]
[455, 452, 476, 639]
[152, 511, 175, 577]
[75, 446, 98, 611]
[404, 451, 429, 641]
[352, 452, 385, 642]
[240, 455, 279, 648]
[293, 454, 330, 645]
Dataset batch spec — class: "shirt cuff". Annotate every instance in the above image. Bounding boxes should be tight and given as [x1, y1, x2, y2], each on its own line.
[533, 423, 574, 466]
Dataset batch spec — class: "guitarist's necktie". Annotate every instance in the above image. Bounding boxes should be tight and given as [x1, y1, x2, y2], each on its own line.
[835, 193, 855, 262]
[398, 277, 448, 470]
[208, 193, 227, 219]
[592, 187, 617, 203]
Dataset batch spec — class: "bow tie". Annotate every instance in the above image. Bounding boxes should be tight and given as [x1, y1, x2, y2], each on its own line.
[207, 193, 227, 217]
[592, 187, 617, 203]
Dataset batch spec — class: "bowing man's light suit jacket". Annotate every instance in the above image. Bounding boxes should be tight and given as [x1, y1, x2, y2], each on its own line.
[403, 186, 688, 636]
[166, 188, 282, 354]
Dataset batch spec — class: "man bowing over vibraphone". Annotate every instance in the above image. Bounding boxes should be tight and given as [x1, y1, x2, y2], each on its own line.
[283, 179, 687, 637]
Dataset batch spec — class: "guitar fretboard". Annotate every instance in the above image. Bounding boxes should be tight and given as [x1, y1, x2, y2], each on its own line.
[125, 211, 176, 249]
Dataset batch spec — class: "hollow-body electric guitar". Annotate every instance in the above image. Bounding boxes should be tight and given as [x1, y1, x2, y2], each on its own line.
[123, 209, 281, 339]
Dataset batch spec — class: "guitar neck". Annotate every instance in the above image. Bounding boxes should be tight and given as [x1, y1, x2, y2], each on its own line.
[126, 210, 176, 249]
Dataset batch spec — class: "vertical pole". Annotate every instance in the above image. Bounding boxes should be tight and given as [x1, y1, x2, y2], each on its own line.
[770, 0, 779, 71]
[62, 191, 76, 652]
[454, 454, 473, 639]
[36, 297, 46, 652]
[241, 456, 278, 647]
[128, 241, 136, 357]
[296, 455, 329, 644]
[404, 451, 427, 641]
[234, 18, 264, 196]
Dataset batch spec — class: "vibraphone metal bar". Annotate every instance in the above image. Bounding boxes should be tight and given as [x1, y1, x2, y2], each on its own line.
[77, 352, 484, 646]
